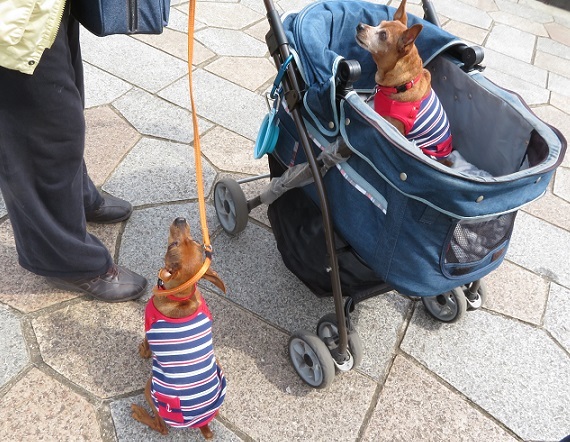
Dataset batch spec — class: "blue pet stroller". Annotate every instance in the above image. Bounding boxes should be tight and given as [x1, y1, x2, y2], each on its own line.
[213, 0, 567, 388]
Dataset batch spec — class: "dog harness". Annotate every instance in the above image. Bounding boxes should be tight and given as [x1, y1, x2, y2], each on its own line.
[374, 84, 453, 158]
[145, 296, 226, 428]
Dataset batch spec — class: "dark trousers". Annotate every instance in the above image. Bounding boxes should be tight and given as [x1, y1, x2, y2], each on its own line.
[0, 6, 112, 278]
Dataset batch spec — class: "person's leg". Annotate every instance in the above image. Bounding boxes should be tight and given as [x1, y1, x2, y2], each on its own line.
[66, 13, 134, 223]
[0, 8, 108, 278]
[0, 6, 146, 300]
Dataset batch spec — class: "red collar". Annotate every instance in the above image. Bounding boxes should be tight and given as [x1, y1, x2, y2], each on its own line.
[376, 73, 423, 95]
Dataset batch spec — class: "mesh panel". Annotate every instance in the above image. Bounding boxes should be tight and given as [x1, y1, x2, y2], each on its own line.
[447, 212, 517, 264]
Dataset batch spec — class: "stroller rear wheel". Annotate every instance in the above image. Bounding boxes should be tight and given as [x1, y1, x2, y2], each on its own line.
[421, 287, 467, 323]
[214, 178, 249, 235]
[288, 330, 335, 389]
[316, 313, 363, 371]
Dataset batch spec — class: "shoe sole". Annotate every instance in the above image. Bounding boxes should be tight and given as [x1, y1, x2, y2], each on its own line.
[47, 278, 147, 303]
[85, 211, 133, 224]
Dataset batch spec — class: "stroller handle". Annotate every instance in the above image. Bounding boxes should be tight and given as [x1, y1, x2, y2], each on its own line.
[422, 0, 441, 27]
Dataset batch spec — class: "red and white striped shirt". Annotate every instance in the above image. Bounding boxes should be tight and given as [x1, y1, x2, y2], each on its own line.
[374, 88, 453, 158]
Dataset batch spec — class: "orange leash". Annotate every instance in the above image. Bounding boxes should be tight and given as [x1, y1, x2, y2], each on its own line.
[152, 0, 211, 297]
[187, 0, 210, 252]
[152, 263, 211, 297]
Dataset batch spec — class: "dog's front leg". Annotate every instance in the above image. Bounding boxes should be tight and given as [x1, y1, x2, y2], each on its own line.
[138, 337, 151, 359]
[384, 116, 406, 136]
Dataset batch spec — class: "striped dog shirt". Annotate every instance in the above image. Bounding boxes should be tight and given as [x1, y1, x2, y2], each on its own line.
[374, 87, 453, 158]
[145, 296, 226, 428]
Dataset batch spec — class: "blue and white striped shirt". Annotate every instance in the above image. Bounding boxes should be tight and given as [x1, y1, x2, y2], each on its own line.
[145, 298, 226, 428]
[374, 88, 453, 158]
[407, 90, 452, 157]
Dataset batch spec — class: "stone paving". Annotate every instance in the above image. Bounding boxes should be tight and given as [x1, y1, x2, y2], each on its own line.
[0, 0, 569, 440]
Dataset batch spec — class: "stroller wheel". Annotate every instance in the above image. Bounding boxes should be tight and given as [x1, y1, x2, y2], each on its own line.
[464, 280, 487, 310]
[288, 330, 335, 389]
[214, 178, 248, 235]
[316, 313, 363, 371]
[421, 287, 467, 323]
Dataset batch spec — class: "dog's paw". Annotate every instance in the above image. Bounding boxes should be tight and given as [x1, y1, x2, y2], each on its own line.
[131, 405, 170, 435]
[131, 404, 148, 422]
[157, 420, 169, 435]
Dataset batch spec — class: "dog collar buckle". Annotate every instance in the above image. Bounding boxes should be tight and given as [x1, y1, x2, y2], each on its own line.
[396, 82, 412, 93]
[204, 244, 213, 260]
[377, 73, 423, 95]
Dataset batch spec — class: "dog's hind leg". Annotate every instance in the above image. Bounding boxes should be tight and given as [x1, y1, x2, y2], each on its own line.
[131, 379, 169, 435]
[198, 410, 219, 439]
[199, 423, 214, 439]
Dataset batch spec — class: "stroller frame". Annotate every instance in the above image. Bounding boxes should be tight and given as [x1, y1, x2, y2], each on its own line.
[264, 0, 351, 371]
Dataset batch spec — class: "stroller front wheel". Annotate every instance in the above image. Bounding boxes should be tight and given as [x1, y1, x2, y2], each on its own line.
[316, 313, 363, 371]
[288, 330, 336, 389]
[464, 280, 487, 310]
[214, 178, 249, 235]
[421, 287, 467, 323]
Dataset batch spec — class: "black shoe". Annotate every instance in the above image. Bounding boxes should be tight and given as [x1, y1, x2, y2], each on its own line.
[85, 194, 133, 224]
[47, 264, 147, 302]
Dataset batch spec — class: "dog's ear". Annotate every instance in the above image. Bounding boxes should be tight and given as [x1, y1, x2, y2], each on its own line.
[163, 250, 182, 281]
[203, 267, 226, 293]
[394, 0, 408, 26]
[398, 23, 422, 54]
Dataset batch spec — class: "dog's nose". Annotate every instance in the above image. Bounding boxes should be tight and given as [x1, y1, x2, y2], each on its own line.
[356, 23, 364, 32]
[174, 217, 186, 226]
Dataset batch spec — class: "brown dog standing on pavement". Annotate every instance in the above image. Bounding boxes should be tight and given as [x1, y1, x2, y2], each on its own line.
[356, 0, 454, 163]
[131, 217, 226, 439]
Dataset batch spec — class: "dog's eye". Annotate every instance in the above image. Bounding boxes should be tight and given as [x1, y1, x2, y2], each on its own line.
[379, 30, 387, 41]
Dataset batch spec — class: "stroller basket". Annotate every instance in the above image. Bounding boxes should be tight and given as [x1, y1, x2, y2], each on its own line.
[266, 0, 566, 297]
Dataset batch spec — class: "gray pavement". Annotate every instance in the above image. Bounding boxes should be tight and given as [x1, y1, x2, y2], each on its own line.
[1, 0, 569, 440]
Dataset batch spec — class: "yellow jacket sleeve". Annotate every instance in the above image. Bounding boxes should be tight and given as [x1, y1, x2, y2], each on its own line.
[0, 0, 66, 74]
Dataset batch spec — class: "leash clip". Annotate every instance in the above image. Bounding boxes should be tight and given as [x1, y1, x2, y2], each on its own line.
[204, 244, 213, 259]
[270, 54, 294, 100]
[265, 90, 282, 113]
